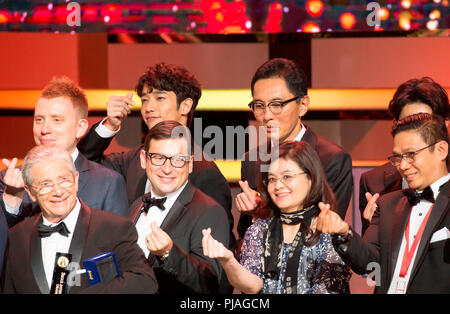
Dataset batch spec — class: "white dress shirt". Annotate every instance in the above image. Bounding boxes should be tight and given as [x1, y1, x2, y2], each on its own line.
[41, 198, 81, 290]
[135, 182, 188, 258]
[387, 174, 450, 294]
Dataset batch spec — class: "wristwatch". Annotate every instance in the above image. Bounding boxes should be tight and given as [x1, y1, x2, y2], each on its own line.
[332, 227, 353, 247]
[159, 250, 170, 262]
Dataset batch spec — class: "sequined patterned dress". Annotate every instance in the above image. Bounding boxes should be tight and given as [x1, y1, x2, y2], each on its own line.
[240, 218, 351, 294]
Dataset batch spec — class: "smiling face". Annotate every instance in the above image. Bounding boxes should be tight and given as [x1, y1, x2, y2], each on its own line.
[140, 84, 192, 130]
[25, 158, 79, 224]
[140, 137, 193, 197]
[393, 129, 447, 190]
[252, 77, 308, 143]
[33, 96, 88, 153]
[266, 157, 311, 213]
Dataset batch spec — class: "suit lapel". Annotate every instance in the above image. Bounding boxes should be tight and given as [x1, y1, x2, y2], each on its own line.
[408, 181, 450, 287]
[388, 195, 411, 283]
[159, 183, 195, 234]
[384, 165, 403, 193]
[66, 201, 91, 293]
[301, 126, 318, 150]
[30, 214, 50, 294]
[74, 153, 90, 195]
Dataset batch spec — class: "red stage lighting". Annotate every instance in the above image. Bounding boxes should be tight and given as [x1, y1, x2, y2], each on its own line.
[306, 0, 324, 18]
[377, 7, 389, 21]
[302, 21, 320, 33]
[0, 10, 11, 24]
[340, 12, 356, 30]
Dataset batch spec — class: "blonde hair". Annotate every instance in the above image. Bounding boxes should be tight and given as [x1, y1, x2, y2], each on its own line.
[40, 76, 88, 119]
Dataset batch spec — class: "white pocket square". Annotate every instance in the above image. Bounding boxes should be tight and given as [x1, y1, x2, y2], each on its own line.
[430, 227, 450, 244]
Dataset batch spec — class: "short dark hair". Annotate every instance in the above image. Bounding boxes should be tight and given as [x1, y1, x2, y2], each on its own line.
[136, 63, 202, 127]
[388, 77, 450, 120]
[392, 113, 449, 164]
[40, 76, 88, 119]
[143, 120, 193, 154]
[258, 141, 337, 246]
[250, 58, 308, 99]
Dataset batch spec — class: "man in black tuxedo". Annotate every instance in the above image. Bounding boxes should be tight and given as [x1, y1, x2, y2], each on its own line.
[1, 77, 128, 227]
[318, 113, 450, 294]
[77, 63, 233, 242]
[359, 77, 450, 235]
[2, 145, 158, 294]
[236, 58, 353, 239]
[129, 121, 231, 294]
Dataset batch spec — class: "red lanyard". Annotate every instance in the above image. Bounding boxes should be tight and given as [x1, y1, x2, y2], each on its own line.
[399, 203, 434, 277]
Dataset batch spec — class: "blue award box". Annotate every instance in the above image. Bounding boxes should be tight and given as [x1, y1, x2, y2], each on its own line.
[83, 252, 120, 286]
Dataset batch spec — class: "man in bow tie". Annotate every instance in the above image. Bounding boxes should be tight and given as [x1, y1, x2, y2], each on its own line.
[129, 120, 231, 294]
[2, 145, 158, 294]
[316, 112, 450, 294]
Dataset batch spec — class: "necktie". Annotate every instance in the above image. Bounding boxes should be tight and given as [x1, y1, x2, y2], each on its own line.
[404, 186, 435, 206]
[38, 221, 70, 238]
[142, 194, 167, 213]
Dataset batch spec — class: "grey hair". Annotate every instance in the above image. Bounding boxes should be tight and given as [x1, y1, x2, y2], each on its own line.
[22, 145, 76, 187]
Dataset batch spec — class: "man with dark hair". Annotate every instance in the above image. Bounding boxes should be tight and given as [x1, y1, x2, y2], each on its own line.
[129, 120, 231, 293]
[360, 77, 450, 235]
[2, 145, 158, 294]
[0, 76, 129, 227]
[77, 63, 233, 230]
[236, 58, 353, 239]
[317, 113, 450, 294]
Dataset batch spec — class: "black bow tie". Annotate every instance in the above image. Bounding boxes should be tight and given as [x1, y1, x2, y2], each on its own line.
[404, 186, 435, 206]
[38, 221, 70, 238]
[142, 194, 167, 213]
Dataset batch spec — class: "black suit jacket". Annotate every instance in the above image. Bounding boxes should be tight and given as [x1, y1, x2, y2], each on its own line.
[129, 182, 230, 294]
[238, 125, 354, 237]
[359, 162, 403, 235]
[0, 153, 129, 227]
[0, 209, 7, 276]
[337, 181, 450, 294]
[2, 201, 158, 294]
[77, 122, 234, 237]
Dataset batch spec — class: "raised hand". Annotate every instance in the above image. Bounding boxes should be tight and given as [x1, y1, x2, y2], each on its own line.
[103, 92, 134, 131]
[235, 180, 263, 217]
[2, 158, 25, 208]
[363, 192, 379, 223]
[316, 202, 349, 236]
[201, 228, 234, 262]
[145, 221, 173, 257]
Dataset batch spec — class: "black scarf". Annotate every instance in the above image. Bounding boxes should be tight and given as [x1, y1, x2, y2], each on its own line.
[262, 204, 320, 294]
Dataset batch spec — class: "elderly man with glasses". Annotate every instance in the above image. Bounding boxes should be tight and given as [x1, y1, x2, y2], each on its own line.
[2, 145, 158, 294]
[128, 120, 231, 294]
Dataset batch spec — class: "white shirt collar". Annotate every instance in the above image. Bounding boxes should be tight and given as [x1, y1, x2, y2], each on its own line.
[293, 124, 306, 142]
[42, 198, 81, 234]
[270, 123, 305, 147]
[151, 181, 189, 212]
[425, 173, 450, 198]
[71, 148, 79, 163]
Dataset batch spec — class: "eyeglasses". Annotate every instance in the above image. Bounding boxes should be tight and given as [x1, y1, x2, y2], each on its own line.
[248, 96, 300, 115]
[387, 142, 437, 167]
[263, 172, 306, 186]
[32, 178, 74, 195]
[145, 152, 190, 168]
